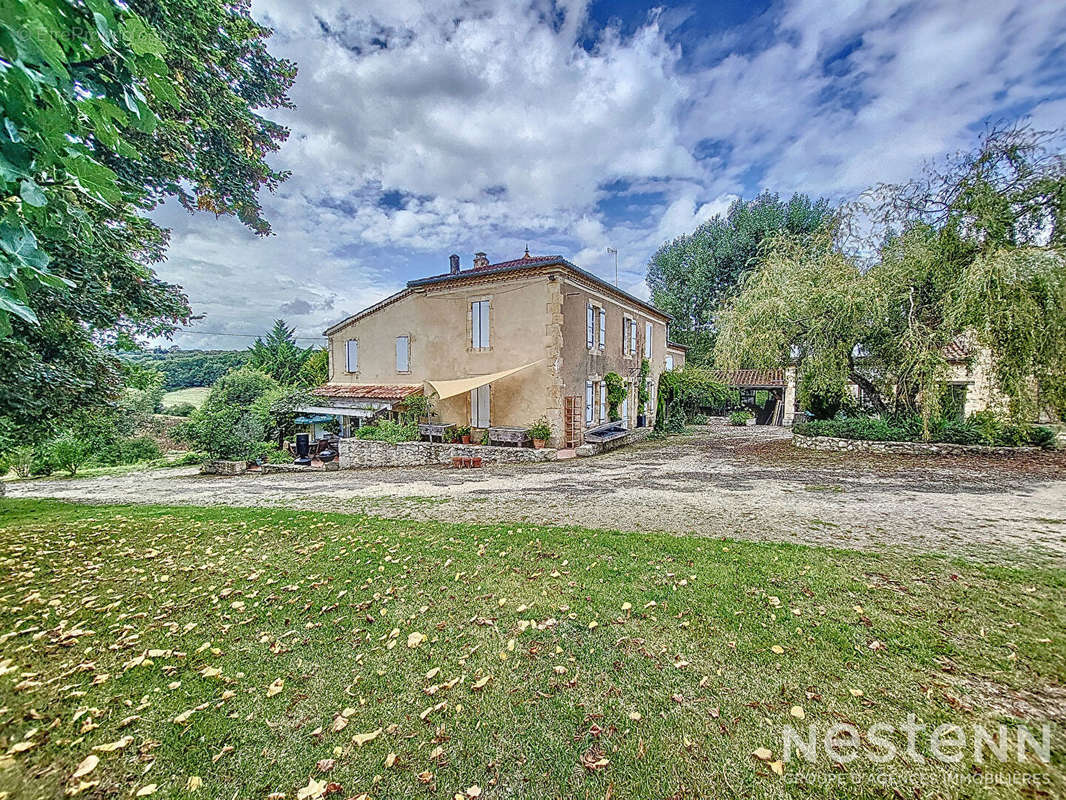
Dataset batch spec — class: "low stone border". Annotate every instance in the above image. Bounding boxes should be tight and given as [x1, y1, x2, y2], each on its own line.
[338, 438, 557, 468]
[200, 459, 248, 475]
[261, 462, 340, 474]
[575, 427, 653, 457]
[792, 433, 1040, 457]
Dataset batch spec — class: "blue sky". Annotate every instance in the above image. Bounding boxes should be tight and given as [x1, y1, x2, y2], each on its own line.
[151, 0, 1066, 348]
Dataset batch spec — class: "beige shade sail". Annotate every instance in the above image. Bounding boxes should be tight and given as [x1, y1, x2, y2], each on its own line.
[424, 360, 545, 401]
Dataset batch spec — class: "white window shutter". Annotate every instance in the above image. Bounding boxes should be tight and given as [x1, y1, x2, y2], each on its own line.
[346, 339, 358, 372]
[599, 382, 606, 421]
[472, 301, 490, 348]
[586, 304, 594, 349]
[470, 384, 490, 427]
[644, 322, 653, 358]
[585, 381, 594, 423]
[598, 307, 605, 348]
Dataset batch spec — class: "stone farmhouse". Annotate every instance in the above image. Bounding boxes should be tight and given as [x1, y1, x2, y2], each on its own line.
[305, 250, 687, 448]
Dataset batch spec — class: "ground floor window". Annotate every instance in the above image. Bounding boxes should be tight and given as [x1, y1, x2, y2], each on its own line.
[599, 382, 607, 422]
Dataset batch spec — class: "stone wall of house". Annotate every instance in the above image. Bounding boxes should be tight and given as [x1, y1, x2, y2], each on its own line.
[792, 433, 1038, 457]
[339, 438, 556, 468]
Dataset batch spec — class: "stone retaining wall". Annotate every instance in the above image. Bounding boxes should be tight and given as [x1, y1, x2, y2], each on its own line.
[792, 433, 1039, 457]
[339, 438, 557, 468]
[575, 427, 653, 457]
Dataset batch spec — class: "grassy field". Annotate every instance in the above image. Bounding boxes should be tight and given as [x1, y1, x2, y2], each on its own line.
[161, 387, 210, 409]
[0, 500, 1062, 799]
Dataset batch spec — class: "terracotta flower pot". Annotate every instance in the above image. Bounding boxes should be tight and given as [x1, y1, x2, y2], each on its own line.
[533, 438, 546, 449]
[461, 434, 471, 444]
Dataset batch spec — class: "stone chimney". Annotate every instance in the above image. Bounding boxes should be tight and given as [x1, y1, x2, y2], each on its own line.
[473, 251, 489, 269]
[449, 253, 460, 274]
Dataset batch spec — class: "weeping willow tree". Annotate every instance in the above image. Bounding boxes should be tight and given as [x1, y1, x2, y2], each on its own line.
[714, 228, 873, 417]
[953, 247, 1066, 419]
[716, 125, 1066, 431]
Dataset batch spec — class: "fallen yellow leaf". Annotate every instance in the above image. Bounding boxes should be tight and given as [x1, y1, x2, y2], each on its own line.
[71, 755, 99, 780]
[92, 736, 133, 753]
[352, 728, 382, 747]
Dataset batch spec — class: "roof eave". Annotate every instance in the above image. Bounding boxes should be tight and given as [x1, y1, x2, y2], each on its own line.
[409, 259, 670, 321]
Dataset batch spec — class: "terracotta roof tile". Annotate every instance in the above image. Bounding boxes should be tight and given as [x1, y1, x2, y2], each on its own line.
[711, 368, 787, 387]
[943, 339, 971, 361]
[312, 384, 422, 402]
[472, 254, 562, 271]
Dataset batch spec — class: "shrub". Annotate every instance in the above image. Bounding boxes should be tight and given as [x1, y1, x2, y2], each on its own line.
[261, 446, 293, 464]
[12, 446, 33, 478]
[208, 367, 280, 408]
[794, 413, 1056, 449]
[353, 420, 418, 443]
[163, 402, 197, 417]
[179, 368, 280, 459]
[528, 418, 552, 441]
[400, 395, 434, 425]
[0, 452, 9, 477]
[180, 406, 268, 460]
[637, 359, 651, 410]
[169, 451, 208, 467]
[727, 410, 751, 426]
[120, 436, 163, 464]
[603, 372, 626, 421]
[31, 447, 56, 476]
[655, 367, 734, 433]
[50, 434, 90, 476]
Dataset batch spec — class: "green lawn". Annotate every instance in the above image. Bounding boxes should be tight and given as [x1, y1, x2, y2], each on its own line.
[161, 387, 211, 410]
[0, 500, 1062, 799]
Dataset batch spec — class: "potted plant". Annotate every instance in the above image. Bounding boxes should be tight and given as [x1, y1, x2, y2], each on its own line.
[455, 425, 472, 445]
[529, 418, 552, 448]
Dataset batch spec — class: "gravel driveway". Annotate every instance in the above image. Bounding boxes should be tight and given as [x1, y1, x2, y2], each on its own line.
[7, 424, 1066, 565]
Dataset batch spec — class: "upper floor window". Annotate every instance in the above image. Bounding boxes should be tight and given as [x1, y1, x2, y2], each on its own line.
[598, 307, 606, 349]
[471, 300, 490, 349]
[665, 354, 674, 371]
[345, 339, 358, 373]
[644, 321, 653, 359]
[586, 304, 595, 349]
[396, 335, 410, 373]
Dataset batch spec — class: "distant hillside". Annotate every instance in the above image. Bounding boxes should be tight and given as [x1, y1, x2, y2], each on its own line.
[123, 350, 248, 390]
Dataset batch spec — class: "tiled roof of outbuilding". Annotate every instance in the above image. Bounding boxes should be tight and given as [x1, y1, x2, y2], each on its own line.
[711, 368, 787, 388]
[311, 384, 422, 402]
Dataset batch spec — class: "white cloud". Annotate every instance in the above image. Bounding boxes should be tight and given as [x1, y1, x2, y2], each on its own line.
[152, 0, 1066, 348]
